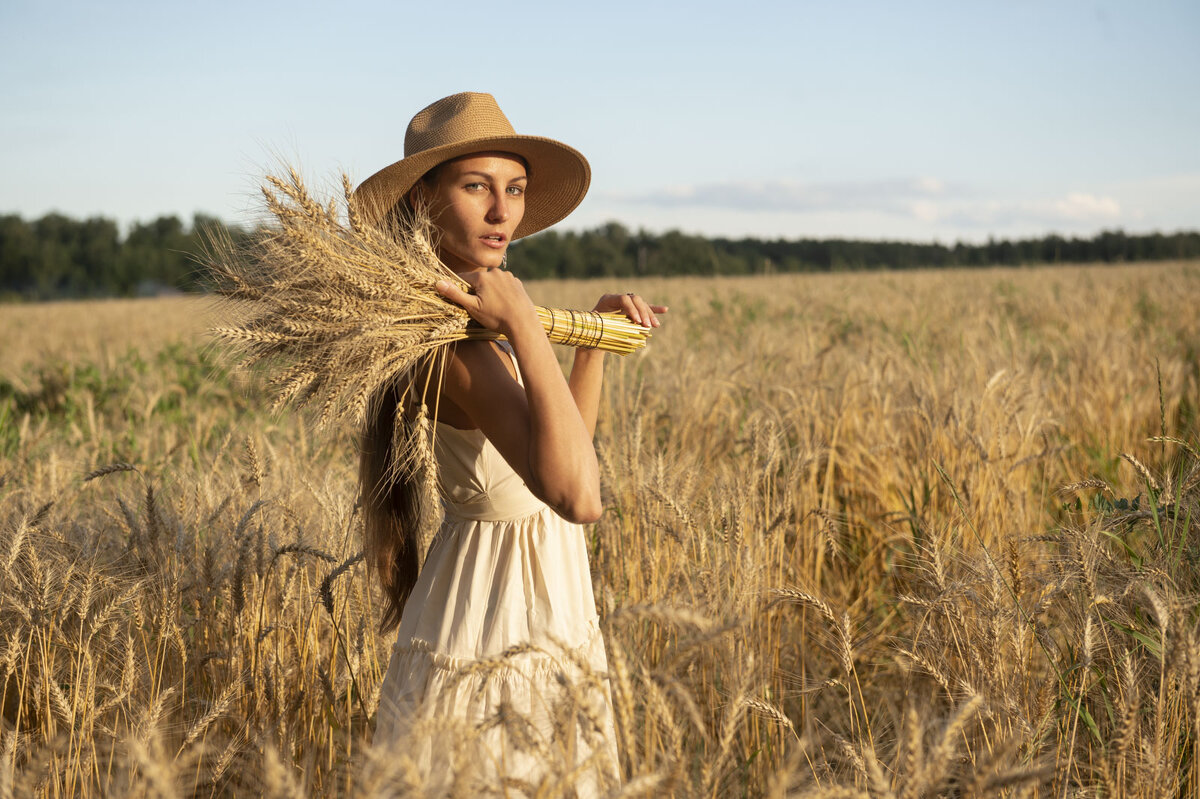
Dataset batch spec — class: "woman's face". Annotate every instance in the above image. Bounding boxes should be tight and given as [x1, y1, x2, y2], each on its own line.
[422, 152, 527, 272]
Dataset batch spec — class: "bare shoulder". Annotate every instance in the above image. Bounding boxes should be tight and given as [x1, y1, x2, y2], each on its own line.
[435, 340, 522, 429]
[444, 340, 518, 385]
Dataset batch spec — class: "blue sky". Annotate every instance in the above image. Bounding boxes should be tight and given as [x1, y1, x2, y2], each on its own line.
[2, 0, 1197, 243]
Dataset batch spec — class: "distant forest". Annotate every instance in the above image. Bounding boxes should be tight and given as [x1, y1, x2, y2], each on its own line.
[2, 211, 1198, 301]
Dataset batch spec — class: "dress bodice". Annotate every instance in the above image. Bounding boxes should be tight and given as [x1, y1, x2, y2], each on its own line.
[432, 341, 546, 523]
[434, 423, 546, 522]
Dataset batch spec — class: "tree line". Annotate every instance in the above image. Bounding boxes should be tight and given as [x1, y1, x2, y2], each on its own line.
[2, 211, 1198, 300]
[513, 223, 1200, 278]
[0, 213, 242, 300]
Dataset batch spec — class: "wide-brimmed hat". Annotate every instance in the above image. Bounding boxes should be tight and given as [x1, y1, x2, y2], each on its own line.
[354, 92, 590, 240]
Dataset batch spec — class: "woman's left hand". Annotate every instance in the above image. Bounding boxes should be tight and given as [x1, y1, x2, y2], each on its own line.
[592, 293, 668, 328]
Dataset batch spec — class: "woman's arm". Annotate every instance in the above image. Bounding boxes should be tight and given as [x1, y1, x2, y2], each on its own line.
[568, 293, 666, 437]
[568, 348, 606, 438]
[435, 271, 603, 523]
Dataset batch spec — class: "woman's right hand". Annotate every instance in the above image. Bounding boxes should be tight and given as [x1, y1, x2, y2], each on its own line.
[435, 269, 540, 339]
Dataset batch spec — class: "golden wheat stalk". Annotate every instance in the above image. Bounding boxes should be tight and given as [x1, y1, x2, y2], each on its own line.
[203, 167, 650, 428]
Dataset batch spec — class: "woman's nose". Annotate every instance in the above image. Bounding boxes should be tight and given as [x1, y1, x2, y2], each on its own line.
[486, 190, 509, 222]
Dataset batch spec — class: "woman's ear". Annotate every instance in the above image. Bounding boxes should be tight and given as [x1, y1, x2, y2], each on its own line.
[406, 183, 427, 213]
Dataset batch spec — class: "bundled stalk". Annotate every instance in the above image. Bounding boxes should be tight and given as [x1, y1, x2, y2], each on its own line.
[204, 167, 651, 430]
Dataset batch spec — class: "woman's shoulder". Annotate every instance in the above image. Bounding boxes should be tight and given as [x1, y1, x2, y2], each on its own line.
[431, 340, 520, 430]
[446, 339, 518, 383]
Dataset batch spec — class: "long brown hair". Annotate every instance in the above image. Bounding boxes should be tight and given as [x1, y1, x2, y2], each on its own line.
[359, 178, 443, 634]
[359, 381, 420, 632]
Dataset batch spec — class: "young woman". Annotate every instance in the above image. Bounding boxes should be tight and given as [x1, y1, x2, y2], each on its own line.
[356, 93, 664, 792]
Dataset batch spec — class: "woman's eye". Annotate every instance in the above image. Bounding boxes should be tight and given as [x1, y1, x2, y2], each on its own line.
[507, 185, 525, 197]
[464, 182, 486, 191]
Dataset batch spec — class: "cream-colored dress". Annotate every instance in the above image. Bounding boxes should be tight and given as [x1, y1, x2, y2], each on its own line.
[374, 348, 619, 796]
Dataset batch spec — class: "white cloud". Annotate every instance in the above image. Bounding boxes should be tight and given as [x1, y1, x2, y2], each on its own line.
[580, 173, 1198, 241]
[937, 192, 1125, 230]
[613, 178, 1129, 230]
[914, 176, 945, 194]
[909, 201, 940, 223]
[1052, 192, 1121, 221]
[611, 177, 955, 216]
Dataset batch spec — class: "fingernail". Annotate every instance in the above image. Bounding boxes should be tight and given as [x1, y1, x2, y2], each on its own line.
[435, 280, 449, 291]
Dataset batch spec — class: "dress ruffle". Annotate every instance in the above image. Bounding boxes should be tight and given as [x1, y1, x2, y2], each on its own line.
[374, 569, 618, 796]
[376, 617, 612, 735]
[389, 617, 604, 681]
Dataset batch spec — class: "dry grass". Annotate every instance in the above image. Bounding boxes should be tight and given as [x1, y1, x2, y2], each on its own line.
[1, 260, 1199, 796]
[0, 296, 211, 383]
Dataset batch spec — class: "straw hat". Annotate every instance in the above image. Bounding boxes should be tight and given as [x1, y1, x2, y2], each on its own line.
[355, 92, 590, 240]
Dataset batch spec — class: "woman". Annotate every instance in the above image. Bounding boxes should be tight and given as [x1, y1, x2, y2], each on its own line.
[356, 93, 664, 793]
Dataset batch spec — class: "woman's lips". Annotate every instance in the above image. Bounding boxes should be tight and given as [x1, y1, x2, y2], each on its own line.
[480, 233, 507, 249]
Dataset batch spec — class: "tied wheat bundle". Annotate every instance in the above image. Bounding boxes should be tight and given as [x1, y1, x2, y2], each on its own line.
[205, 167, 652, 430]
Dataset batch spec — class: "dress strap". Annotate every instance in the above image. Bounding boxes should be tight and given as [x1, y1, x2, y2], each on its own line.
[496, 340, 523, 386]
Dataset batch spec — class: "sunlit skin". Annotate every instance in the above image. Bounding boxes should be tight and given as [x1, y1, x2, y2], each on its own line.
[421, 152, 668, 523]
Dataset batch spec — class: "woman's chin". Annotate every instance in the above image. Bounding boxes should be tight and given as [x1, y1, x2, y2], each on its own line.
[475, 253, 507, 270]
[479, 248, 508, 268]
[438, 249, 505, 273]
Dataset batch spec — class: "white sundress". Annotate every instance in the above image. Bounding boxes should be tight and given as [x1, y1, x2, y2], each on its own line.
[373, 346, 620, 796]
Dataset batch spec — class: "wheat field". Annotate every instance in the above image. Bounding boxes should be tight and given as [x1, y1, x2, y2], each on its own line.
[1, 262, 1199, 797]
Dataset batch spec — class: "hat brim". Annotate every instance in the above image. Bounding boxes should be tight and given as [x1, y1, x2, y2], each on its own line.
[354, 135, 590, 240]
